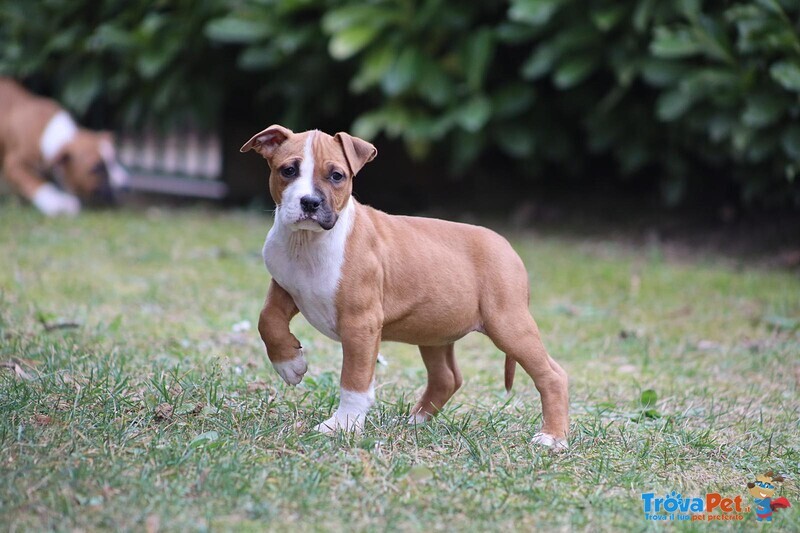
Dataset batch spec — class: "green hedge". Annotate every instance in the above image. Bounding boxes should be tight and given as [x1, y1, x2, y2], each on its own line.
[2, 0, 799, 207]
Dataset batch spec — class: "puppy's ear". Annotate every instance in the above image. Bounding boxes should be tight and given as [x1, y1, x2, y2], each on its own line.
[240, 125, 293, 158]
[335, 132, 377, 176]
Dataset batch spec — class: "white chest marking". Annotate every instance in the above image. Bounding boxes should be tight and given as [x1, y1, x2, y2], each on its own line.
[262, 142, 355, 340]
[40, 111, 78, 163]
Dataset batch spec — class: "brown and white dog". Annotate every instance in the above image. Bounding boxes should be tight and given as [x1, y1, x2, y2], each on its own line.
[241, 125, 570, 449]
[0, 78, 127, 216]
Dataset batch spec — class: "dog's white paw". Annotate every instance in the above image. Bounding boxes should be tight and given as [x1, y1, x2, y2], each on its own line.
[314, 412, 365, 434]
[32, 183, 80, 217]
[314, 386, 374, 435]
[407, 412, 428, 425]
[531, 432, 568, 451]
[272, 349, 307, 386]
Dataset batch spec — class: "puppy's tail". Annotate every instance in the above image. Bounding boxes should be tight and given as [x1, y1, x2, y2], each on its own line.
[504, 355, 516, 393]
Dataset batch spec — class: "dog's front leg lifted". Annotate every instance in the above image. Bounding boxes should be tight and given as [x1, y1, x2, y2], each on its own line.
[259, 280, 307, 385]
[314, 321, 381, 434]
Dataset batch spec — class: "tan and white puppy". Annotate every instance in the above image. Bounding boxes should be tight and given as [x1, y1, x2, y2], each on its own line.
[0, 78, 128, 216]
[241, 125, 570, 449]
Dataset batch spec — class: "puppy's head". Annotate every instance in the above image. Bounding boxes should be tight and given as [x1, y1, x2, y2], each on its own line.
[54, 131, 128, 206]
[241, 125, 376, 231]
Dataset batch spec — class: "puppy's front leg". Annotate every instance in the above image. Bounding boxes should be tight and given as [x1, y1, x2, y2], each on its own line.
[315, 323, 381, 434]
[259, 280, 307, 385]
[3, 156, 79, 216]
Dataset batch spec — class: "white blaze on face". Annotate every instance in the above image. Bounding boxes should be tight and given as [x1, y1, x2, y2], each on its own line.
[99, 139, 129, 188]
[278, 130, 318, 230]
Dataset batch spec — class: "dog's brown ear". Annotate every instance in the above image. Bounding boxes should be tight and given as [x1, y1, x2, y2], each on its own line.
[335, 132, 377, 176]
[240, 125, 293, 158]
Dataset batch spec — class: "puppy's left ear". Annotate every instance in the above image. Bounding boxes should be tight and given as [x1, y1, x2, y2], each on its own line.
[335, 132, 377, 176]
[241, 125, 293, 158]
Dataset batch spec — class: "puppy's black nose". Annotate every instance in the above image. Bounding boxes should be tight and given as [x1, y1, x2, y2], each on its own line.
[300, 195, 322, 213]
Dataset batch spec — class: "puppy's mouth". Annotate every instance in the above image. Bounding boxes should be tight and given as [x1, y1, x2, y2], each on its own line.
[293, 212, 337, 231]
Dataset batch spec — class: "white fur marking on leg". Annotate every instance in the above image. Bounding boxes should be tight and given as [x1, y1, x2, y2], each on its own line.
[271, 349, 308, 385]
[532, 432, 568, 451]
[314, 382, 375, 434]
[407, 413, 428, 425]
[40, 111, 78, 163]
[31, 183, 80, 216]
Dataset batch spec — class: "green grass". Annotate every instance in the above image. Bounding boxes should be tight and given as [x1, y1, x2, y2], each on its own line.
[1, 200, 798, 532]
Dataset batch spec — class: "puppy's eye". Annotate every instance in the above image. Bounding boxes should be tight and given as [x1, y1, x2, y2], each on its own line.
[330, 171, 344, 182]
[281, 166, 297, 178]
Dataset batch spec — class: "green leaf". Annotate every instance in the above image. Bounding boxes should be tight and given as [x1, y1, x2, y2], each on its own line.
[350, 46, 395, 93]
[508, 0, 562, 26]
[640, 59, 688, 87]
[770, 61, 800, 92]
[205, 17, 271, 44]
[640, 389, 658, 408]
[381, 49, 420, 96]
[238, 45, 281, 71]
[591, 5, 627, 32]
[781, 126, 800, 161]
[742, 93, 786, 128]
[495, 125, 535, 157]
[352, 111, 386, 140]
[455, 95, 492, 132]
[463, 27, 494, 91]
[322, 5, 395, 34]
[656, 89, 695, 121]
[61, 64, 102, 116]
[650, 26, 701, 58]
[553, 55, 597, 88]
[329, 25, 379, 60]
[633, 0, 656, 33]
[491, 83, 535, 118]
[417, 59, 453, 106]
[521, 45, 557, 80]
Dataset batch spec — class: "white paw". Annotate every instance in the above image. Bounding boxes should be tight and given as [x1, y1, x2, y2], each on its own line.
[314, 386, 374, 435]
[314, 412, 365, 434]
[32, 183, 80, 216]
[271, 349, 307, 385]
[407, 412, 428, 425]
[532, 432, 568, 451]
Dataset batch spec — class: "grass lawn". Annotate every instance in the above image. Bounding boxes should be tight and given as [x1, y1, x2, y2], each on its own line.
[1, 200, 798, 531]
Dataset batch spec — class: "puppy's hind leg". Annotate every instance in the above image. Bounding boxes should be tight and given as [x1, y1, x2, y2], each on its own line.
[484, 313, 569, 450]
[409, 343, 462, 424]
